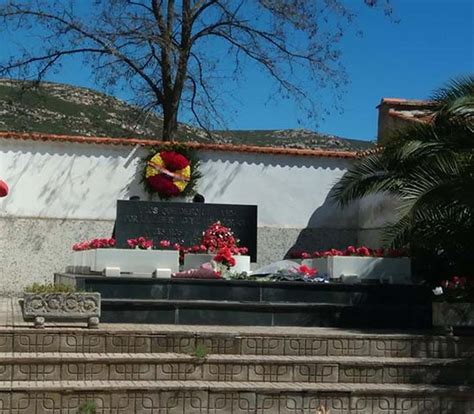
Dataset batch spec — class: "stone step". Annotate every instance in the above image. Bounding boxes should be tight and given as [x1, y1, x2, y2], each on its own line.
[1, 353, 471, 385]
[100, 298, 432, 329]
[0, 380, 472, 413]
[2, 326, 473, 358]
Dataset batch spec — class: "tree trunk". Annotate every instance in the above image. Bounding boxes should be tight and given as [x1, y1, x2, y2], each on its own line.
[162, 102, 179, 141]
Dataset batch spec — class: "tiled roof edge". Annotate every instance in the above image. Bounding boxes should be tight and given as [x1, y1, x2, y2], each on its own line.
[0, 131, 359, 159]
[378, 98, 437, 108]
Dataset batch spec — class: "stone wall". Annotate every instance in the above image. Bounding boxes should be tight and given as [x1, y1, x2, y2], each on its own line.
[0, 136, 385, 294]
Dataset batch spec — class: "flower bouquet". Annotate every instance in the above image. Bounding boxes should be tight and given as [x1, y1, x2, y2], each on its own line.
[182, 222, 250, 273]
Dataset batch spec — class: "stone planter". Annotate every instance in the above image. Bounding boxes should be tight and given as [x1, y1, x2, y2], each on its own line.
[71, 249, 179, 275]
[23, 292, 101, 329]
[183, 253, 251, 273]
[432, 302, 474, 328]
[301, 256, 411, 284]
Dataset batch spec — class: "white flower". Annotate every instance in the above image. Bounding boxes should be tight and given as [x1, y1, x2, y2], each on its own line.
[432, 287, 444, 296]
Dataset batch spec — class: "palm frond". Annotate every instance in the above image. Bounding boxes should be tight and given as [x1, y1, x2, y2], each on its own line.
[331, 153, 399, 206]
[431, 74, 474, 105]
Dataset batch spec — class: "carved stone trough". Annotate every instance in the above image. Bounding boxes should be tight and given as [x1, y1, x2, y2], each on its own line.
[22, 292, 101, 328]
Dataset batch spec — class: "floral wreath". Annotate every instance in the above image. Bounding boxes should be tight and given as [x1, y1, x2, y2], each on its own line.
[143, 144, 201, 199]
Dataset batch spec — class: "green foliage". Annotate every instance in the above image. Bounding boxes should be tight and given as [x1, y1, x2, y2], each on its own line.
[192, 343, 209, 359]
[77, 401, 97, 414]
[24, 283, 77, 294]
[332, 75, 474, 281]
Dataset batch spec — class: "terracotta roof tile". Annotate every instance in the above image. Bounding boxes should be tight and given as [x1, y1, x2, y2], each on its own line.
[378, 98, 437, 107]
[0, 131, 359, 159]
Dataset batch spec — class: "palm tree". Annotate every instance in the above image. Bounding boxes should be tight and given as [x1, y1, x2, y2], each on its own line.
[332, 75, 474, 279]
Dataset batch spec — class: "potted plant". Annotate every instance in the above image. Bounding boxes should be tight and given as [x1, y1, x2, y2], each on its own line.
[432, 276, 474, 330]
[22, 283, 101, 329]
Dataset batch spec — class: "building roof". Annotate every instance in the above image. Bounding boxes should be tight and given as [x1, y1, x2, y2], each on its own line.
[379, 98, 436, 124]
[0, 131, 359, 159]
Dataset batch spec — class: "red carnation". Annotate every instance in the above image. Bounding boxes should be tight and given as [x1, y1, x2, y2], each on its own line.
[147, 174, 181, 197]
[160, 151, 190, 171]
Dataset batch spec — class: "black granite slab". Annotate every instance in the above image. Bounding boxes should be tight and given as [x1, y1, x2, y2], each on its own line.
[55, 273, 433, 329]
[99, 299, 431, 328]
[114, 200, 258, 261]
[56, 273, 432, 305]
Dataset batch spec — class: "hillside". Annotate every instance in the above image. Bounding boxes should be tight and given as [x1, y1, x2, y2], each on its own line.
[0, 79, 374, 151]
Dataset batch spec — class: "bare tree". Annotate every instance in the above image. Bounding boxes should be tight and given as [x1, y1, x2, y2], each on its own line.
[0, 0, 392, 140]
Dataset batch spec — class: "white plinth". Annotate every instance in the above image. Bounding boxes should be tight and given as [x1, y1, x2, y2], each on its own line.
[183, 253, 251, 273]
[71, 249, 179, 274]
[302, 256, 411, 284]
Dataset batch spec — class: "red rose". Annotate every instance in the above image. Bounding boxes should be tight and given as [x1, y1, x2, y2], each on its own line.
[159, 151, 190, 171]
[356, 247, 371, 256]
[312, 251, 321, 258]
[159, 240, 171, 248]
[173, 243, 181, 250]
[142, 240, 153, 249]
[301, 252, 310, 259]
[345, 246, 357, 255]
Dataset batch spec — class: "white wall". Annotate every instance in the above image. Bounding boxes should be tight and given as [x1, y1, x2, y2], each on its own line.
[0, 138, 357, 229]
[0, 137, 397, 293]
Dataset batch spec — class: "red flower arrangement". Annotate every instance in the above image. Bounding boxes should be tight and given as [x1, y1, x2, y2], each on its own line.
[296, 264, 317, 277]
[145, 150, 191, 198]
[213, 246, 236, 268]
[291, 246, 409, 259]
[127, 237, 153, 249]
[72, 238, 115, 251]
[143, 145, 201, 199]
[155, 222, 249, 266]
[199, 221, 248, 255]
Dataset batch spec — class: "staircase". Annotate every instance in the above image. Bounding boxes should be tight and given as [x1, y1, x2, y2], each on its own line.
[0, 325, 473, 413]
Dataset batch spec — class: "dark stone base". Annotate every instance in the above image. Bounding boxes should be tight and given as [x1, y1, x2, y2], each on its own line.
[56, 273, 433, 329]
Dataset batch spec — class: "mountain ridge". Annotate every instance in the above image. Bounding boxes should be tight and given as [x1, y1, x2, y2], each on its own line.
[0, 79, 374, 151]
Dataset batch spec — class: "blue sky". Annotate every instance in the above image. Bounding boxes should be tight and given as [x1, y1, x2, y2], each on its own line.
[1, 0, 472, 141]
[232, 0, 473, 141]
